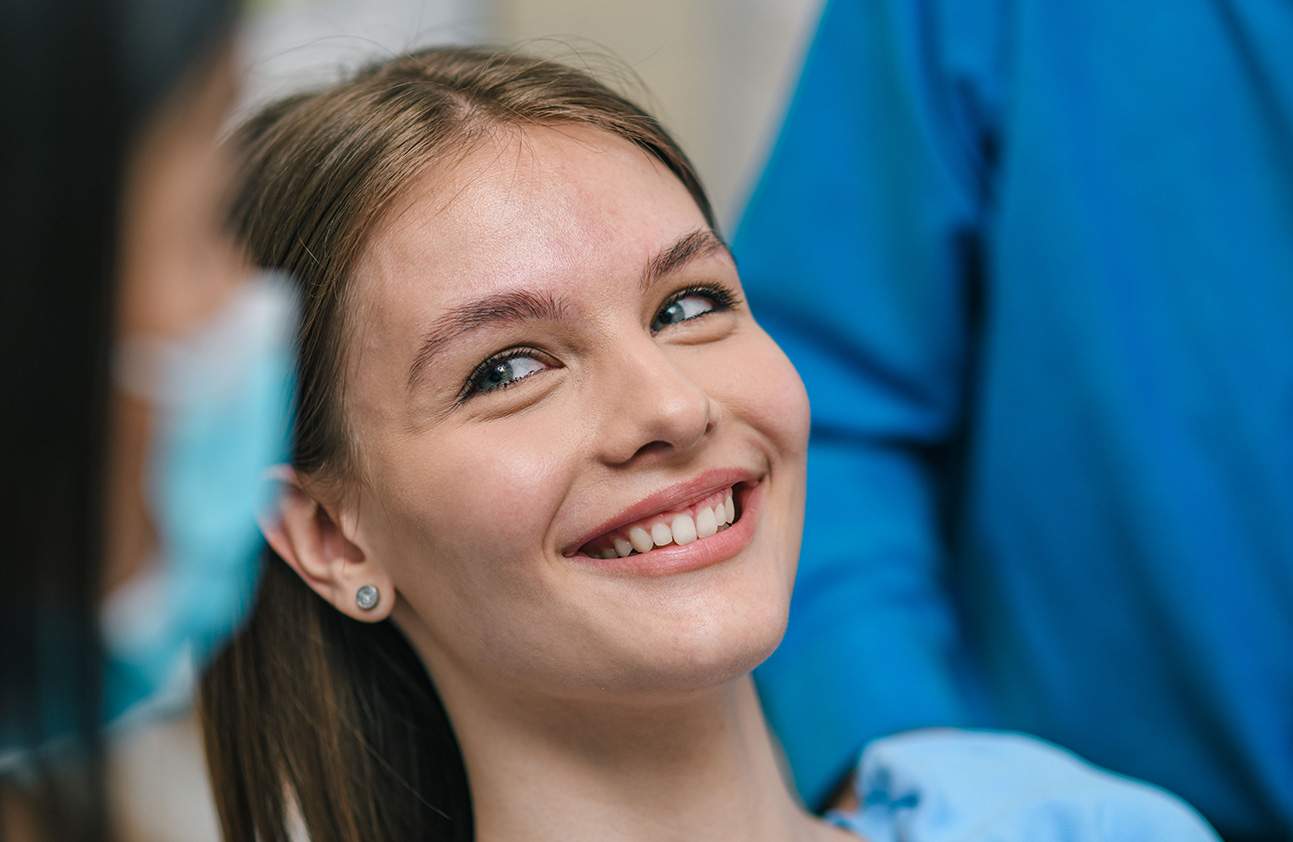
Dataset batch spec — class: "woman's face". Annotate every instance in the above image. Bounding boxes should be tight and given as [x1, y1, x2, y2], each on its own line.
[338, 125, 810, 707]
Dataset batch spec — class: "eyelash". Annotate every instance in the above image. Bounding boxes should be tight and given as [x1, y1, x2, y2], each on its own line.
[458, 283, 741, 403]
[651, 284, 744, 333]
[459, 346, 551, 403]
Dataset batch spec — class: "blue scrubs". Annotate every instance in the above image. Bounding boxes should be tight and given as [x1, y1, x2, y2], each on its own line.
[735, 1, 1293, 838]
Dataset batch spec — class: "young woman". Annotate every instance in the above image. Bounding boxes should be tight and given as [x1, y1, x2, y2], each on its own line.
[201, 47, 1218, 842]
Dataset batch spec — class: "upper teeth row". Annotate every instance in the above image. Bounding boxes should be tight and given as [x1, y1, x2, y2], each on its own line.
[594, 491, 736, 559]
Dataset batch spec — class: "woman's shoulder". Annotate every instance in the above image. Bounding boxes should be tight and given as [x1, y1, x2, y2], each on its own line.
[829, 729, 1220, 842]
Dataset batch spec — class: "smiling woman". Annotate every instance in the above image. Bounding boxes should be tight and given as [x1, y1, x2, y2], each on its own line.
[199, 46, 1221, 842]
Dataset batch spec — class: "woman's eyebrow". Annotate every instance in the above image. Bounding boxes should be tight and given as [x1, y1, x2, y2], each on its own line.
[407, 289, 568, 388]
[641, 228, 731, 291]
[407, 229, 729, 388]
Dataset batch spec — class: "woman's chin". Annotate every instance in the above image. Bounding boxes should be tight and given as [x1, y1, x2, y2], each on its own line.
[578, 598, 791, 702]
[401, 533, 797, 711]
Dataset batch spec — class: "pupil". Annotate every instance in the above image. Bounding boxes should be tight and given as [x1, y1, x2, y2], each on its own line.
[662, 303, 683, 324]
[488, 362, 511, 384]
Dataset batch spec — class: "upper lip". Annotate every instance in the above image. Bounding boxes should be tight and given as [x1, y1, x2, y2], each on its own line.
[562, 467, 760, 556]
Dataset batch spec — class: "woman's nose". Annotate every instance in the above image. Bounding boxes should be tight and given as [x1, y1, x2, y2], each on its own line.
[595, 338, 717, 466]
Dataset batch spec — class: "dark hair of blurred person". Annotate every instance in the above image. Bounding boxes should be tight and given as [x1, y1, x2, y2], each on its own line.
[0, 0, 239, 839]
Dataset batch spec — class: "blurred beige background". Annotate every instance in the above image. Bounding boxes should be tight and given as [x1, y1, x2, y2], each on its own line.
[239, 0, 821, 225]
[494, 0, 821, 225]
[112, 1, 821, 839]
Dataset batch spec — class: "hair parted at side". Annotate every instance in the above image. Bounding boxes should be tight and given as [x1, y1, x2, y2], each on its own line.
[199, 45, 716, 842]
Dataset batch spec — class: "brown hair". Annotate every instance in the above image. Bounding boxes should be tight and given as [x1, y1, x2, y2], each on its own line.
[199, 46, 715, 842]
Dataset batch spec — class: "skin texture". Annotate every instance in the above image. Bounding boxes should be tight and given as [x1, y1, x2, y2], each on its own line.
[267, 125, 857, 842]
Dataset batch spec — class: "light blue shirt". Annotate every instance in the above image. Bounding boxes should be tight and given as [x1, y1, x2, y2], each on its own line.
[834, 731, 1219, 841]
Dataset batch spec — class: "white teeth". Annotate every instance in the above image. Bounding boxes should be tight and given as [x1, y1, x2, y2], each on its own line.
[587, 488, 740, 558]
[671, 513, 698, 545]
[651, 522, 673, 547]
[628, 526, 654, 554]
[695, 506, 718, 538]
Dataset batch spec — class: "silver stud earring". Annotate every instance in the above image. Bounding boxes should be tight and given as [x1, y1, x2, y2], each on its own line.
[355, 584, 380, 611]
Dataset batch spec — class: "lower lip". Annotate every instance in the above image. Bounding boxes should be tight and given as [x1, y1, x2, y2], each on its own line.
[569, 481, 764, 577]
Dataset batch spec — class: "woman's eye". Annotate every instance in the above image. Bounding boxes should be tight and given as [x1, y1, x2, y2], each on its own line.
[651, 293, 720, 333]
[464, 352, 549, 399]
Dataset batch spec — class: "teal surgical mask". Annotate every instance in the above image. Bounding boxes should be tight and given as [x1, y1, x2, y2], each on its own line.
[101, 270, 296, 722]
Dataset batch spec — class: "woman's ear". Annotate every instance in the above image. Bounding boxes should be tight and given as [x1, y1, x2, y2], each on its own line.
[258, 465, 395, 622]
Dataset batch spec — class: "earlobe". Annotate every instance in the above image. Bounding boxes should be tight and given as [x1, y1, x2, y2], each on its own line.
[258, 465, 395, 621]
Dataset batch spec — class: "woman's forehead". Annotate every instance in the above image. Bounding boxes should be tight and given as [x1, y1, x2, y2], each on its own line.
[353, 124, 706, 308]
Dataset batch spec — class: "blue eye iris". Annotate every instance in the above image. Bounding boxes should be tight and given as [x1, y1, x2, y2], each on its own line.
[652, 295, 717, 332]
[467, 353, 548, 397]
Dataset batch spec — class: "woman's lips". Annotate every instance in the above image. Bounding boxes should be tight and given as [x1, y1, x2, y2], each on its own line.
[563, 468, 758, 558]
[578, 486, 739, 558]
[567, 480, 763, 577]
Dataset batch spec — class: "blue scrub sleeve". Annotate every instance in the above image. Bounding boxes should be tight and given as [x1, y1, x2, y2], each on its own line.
[736, 0, 1004, 806]
[831, 730, 1221, 841]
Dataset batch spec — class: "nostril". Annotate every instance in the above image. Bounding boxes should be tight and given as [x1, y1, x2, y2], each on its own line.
[630, 439, 676, 461]
[705, 398, 722, 432]
[598, 353, 715, 465]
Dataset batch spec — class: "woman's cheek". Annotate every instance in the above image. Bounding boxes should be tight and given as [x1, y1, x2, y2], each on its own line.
[730, 331, 811, 457]
[422, 422, 573, 554]
[772, 348, 811, 457]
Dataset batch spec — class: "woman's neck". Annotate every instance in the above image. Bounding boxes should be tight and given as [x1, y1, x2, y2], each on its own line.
[445, 675, 852, 842]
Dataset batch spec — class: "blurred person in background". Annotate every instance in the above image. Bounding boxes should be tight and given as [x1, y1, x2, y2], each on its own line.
[736, 2, 1293, 841]
[0, 0, 295, 839]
